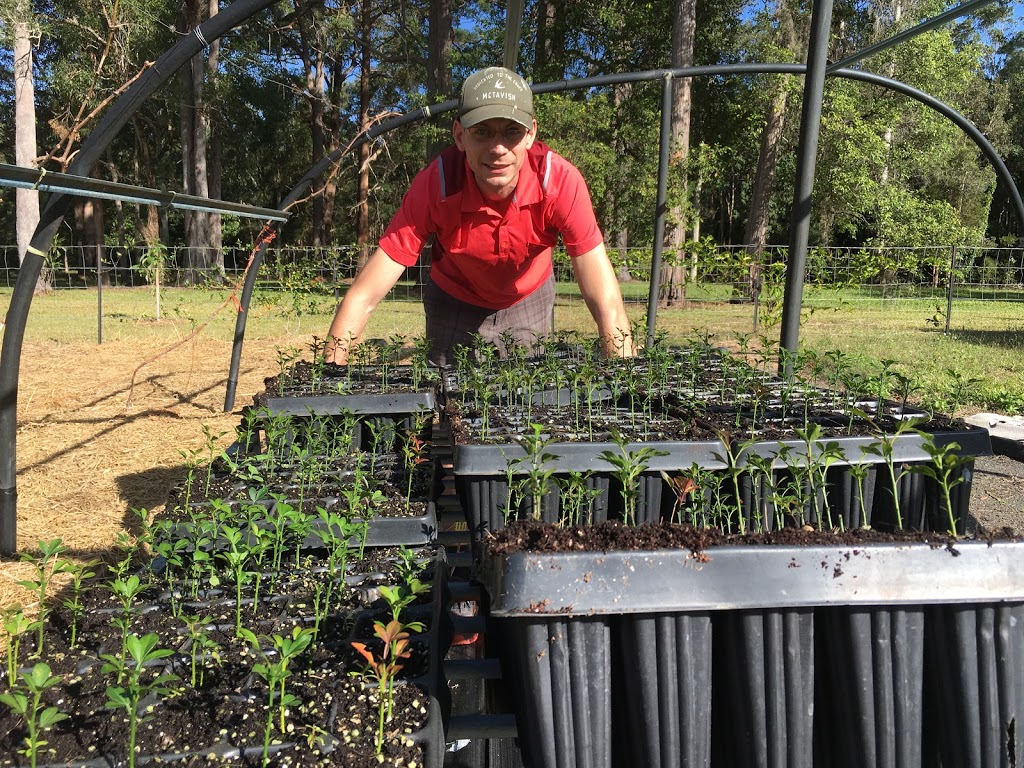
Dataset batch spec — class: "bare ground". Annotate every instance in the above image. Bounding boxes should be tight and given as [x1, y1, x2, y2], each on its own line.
[0, 332, 296, 609]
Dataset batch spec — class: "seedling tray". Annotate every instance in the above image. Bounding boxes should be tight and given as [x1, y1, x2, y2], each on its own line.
[262, 391, 437, 416]
[478, 540, 1024, 616]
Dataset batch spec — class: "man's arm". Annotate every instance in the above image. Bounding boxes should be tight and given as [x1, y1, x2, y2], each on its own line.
[570, 243, 636, 357]
[324, 247, 408, 363]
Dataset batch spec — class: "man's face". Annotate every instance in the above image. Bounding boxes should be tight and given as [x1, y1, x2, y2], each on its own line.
[453, 117, 537, 201]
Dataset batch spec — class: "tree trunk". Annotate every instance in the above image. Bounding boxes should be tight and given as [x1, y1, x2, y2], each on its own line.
[14, 17, 50, 294]
[659, 0, 696, 308]
[534, 0, 560, 82]
[608, 82, 632, 283]
[742, 0, 798, 299]
[426, 0, 453, 161]
[206, 0, 223, 274]
[355, 0, 373, 272]
[180, 0, 214, 284]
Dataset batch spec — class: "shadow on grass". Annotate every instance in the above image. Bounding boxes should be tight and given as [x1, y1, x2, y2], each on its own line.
[949, 328, 1024, 349]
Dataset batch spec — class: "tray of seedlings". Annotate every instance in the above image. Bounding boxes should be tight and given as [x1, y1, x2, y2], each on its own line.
[446, 334, 1019, 768]
[164, 405, 441, 550]
[0, 525, 452, 768]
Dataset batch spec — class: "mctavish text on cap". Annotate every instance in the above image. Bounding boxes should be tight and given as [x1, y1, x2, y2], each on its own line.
[458, 67, 534, 129]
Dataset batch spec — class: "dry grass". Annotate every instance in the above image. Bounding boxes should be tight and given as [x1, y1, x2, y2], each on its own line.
[0, 332, 303, 613]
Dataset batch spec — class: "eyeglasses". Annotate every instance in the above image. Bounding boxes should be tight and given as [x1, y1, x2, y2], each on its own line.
[466, 123, 531, 145]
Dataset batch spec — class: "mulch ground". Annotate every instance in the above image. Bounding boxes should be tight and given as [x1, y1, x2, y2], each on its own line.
[0, 330, 299, 610]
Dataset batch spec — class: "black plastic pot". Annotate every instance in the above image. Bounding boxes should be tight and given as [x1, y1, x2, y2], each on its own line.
[453, 436, 728, 537]
[816, 606, 925, 768]
[477, 539, 1024, 768]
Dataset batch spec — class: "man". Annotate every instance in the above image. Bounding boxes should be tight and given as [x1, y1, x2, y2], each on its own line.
[324, 66, 635, 366]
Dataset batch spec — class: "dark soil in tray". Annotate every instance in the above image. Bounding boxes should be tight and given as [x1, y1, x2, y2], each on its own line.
[444, 400, 716, 445]
[482, 519, 1021, 556]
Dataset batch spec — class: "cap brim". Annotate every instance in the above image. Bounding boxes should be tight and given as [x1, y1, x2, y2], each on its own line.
[459, 105, 533, 129]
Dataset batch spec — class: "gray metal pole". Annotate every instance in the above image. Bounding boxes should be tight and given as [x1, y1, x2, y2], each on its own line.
[945, 244, 956, 335]
[97, 248, 103, 345]
[646, 73, 675, 349]
[779, 0, 834, 376]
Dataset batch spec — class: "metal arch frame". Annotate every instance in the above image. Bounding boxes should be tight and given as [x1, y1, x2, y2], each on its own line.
[223, 62, 1024, 408]
[1, 0, 1019, 554]
[0, 0, 280, 555]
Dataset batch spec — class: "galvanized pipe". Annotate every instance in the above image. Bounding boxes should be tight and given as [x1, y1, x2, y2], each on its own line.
[779, 0, 835, 376]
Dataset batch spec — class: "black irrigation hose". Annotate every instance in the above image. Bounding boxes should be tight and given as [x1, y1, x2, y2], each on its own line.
[0, 0, 279, 555]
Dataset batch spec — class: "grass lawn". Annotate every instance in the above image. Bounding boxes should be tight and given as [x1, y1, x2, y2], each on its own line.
[2, 281, 1022, 415]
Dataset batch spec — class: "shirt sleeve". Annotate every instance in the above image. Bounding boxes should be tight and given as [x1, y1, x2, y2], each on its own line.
[378, 164, 437, 267]
[547, 156, 605, 257]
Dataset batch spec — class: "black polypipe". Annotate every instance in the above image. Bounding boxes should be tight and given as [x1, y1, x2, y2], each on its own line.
[0, 0, 278, 555]
[223, 63, 1024, 410]
[646, 74, 674, 350]
[222, 99, 460, 411]
[779, 0, 834, 377]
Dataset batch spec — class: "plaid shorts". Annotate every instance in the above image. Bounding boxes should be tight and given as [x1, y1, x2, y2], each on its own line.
[423, 273, 555, 366]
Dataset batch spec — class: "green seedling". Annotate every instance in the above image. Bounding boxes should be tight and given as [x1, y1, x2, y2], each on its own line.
[181, 614, 220, 687]
[0, 662, 68, 768]
[379, 580, 429, 627]
[913, 438, 972, 536]
[597, 431, 668, 526]
[400, 434, 431, 512]
[218, 525, 254, 635]
[503, 424, 560, 522]
[17, 539, 73, 660]
[239, 626, 315, 765]
[60, 558, 100, 649]
[101, 633, 179, 768]
[3, 606, 32, 683]
[107, 574, 147, 681]
[557, 470, 602, 526]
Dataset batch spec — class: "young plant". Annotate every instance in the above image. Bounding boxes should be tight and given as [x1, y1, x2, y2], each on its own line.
[181, 614, 221, 687]
[107, 574, 147, 681]
[556, 470, 602, 527]
[913, 437, 972, 536]
[101, 633, 180, 768]
[0, 662, 68, 768]
[239, 626, 315, 764]
[60, 558, 100, 649]
[861, 416, 925, 530]
[597, 431, 668, 526]
[400, 433, 431, 512]
[504, 424, 560, 522]
[379, 579, 429, 627]
[351, 619, 417, 755]
[3, 606, 32, 683]
[17, 539, 73, 660]
[218, 525, 254, 636]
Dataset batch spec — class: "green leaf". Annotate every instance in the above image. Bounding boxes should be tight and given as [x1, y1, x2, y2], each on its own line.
[39, 706, 69, 728]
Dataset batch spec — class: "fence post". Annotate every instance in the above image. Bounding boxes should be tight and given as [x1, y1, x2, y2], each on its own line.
[96, 246, 103, 344]
[945, 244, 956, 335]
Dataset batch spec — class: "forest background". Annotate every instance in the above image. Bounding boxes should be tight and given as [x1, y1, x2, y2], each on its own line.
[1, 0, 1023, 291]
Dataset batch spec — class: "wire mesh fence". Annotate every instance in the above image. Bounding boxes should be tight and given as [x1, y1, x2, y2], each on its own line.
[2, 242, 1022, 321]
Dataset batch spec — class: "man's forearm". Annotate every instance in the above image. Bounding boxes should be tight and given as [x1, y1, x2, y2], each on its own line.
[571, 245, 637, 357]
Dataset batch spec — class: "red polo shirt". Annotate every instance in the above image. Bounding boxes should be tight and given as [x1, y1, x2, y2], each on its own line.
[378, 144, 604, 309]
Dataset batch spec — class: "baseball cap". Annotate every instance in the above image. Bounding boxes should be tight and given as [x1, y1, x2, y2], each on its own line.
[458, 67, 534, 129]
